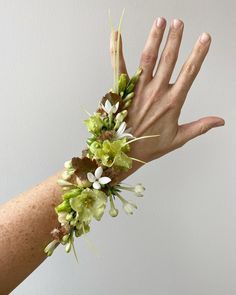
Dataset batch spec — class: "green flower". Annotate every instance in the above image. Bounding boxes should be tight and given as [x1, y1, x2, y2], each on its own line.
[84, 113, 104, 134]
[75, 222, 90, 237]
[89, 138, 132, 170]
[69, 188, 107, 222]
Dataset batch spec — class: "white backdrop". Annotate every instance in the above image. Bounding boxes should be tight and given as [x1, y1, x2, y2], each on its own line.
[0, 0, 235, 294]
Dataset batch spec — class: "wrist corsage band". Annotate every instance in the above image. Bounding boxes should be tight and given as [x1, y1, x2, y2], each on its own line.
[44, 11, 159, 258]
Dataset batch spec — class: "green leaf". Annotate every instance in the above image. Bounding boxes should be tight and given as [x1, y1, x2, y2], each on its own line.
[84, 113, 104, 134]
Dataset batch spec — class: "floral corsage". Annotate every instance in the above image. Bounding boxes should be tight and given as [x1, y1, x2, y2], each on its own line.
[44, 11, 159, 258]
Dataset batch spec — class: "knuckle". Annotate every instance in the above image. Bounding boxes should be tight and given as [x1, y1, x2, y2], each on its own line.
[140, 51, 156, 65]
[199, 124, 208, 135]
[184, 62, 199, 76]
[162, 50, 177, 66]
[169, 28, 180, 39]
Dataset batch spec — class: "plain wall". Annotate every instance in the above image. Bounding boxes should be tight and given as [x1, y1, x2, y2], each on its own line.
[0, 0, 235, 294]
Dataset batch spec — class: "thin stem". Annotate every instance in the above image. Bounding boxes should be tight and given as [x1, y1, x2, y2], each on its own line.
[118, 185, 134, 191]
[116, 9, 125, 92]
[71, 239, 79, 264]
[108, 9, 116, 92]
[82, 224, 100, 257]
[130, 157, 146, 164]
[114, 191, 125, 203]
[124, 134, 160, 146]
[109, 194, 116, 209]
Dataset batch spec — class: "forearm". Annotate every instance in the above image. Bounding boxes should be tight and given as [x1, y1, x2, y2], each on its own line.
[0, 160, 142, 294]
[0, 171, 63, 294]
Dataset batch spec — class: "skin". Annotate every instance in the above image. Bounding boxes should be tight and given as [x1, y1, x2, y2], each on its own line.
[0, 18, 224, 294]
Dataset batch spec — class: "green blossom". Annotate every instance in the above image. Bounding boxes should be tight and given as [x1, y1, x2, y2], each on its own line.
[84, 113, 104, 134]
[89, 138, 132, 170]
[69, 188, 107, 223]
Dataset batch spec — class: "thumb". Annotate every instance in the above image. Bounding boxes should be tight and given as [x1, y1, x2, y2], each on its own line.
[174, 116, 225, 147]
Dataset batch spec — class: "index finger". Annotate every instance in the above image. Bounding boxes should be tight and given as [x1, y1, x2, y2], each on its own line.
[110, 31, 129, 77]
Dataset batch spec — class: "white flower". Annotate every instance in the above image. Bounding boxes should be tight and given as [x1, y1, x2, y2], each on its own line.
[115, 193, 138, 215]
[101, 99, 119, 115]
[116, 121, 134, 139]
[58, 212, 69, 227]
[118, 183, 145, 197]
[122, 200, 138, 214]
[123, 201, 137, 215]
[133, 183, 145, 197]
[44, 240, 58, 256]
[87, 166, 111, 190]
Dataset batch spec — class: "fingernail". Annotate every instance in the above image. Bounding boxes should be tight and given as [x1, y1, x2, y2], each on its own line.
[200, 32, 211, 44]
[214, 120, 225, 127]
[156, 17, 165, 28]
[172, 19, 183, 29]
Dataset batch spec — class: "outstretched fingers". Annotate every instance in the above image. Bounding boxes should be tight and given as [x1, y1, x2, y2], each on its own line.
[110, 31, 128, 77]
[152, 19, 184, 89]
[138, 17, 166, 86]
[173, 116, 225, 147]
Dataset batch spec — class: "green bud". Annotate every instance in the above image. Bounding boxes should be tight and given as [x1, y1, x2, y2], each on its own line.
[86, 138, 95, 145]
[57, 179, 73, 187]
[114, 110, 128, 129]
[66, 213, 73, 221]
[126, 82, 135, 93]
[65, 242, 72, 253]
[123, 99, 132, 109]
[70, 219, 77, 226]
[62, 188, 81, 200]
[44, 240, 58, 256]
[61, 170, 74, 180]
[118, 73, 128, 94]
[64, 160, 72, 169]
[55, 200, 71, 213]
[123, 92, 134, 102]
[62, 234, 70, 243]
[109, 208, 119, 217]
[125, 68, 142, 94]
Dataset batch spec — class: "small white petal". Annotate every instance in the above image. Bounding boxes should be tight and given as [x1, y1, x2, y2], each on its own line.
[118, 132, 134, 139]
[87, 172, 96, 182]
[101, 103, 107, 113]
[117, 121, 126, 135]
[123, 202, 137, 215]
[93, 181, 101, 190]
[64, 160, 72, 169]
[105, 100, 112, 113]
[95, 166, 103, 179]
[113, 101, 119, 113]
[99, 177, 111, 185]
[135, 183, 145, 192]
[58, 212, 69, 226]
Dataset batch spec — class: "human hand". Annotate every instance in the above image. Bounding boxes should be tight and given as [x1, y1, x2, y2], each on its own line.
[110, 17, 225, 174]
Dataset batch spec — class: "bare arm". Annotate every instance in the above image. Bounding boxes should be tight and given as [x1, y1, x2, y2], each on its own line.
[0, 172, 62, 294]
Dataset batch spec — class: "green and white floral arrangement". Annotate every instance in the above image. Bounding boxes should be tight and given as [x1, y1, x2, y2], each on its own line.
[44, 11, 159, 258]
